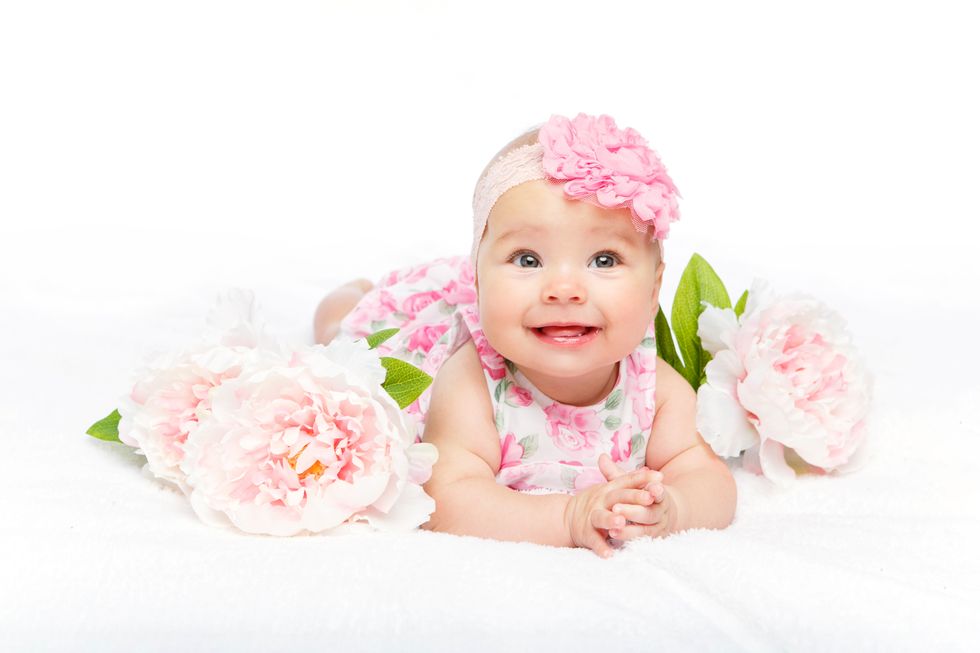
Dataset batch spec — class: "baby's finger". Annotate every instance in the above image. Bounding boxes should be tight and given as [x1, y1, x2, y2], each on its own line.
[591, 506, 628, 533]
[608, 520, 669, 542]
[611, 468, 663, 491]
[610, 502, 654, 525]
[644, 482, 666, 503]
[606, 487, 655, 509]
[589, 528, 618, 559]
[597, 453, 628, 482]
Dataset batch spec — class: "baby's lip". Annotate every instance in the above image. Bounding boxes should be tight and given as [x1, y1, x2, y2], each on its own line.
[531, 322, 594, 329]
[530, 322, 600, 329]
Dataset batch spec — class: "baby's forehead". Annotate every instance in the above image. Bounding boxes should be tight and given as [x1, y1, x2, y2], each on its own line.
[492, 219, 640, 245]
[488, 202, 646, 244]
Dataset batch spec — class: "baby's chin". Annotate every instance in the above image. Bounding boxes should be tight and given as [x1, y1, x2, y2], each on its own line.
[509, 355, 621, 381]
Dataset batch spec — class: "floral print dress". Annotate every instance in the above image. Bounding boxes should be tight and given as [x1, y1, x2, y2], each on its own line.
[337, 255, 657, 495]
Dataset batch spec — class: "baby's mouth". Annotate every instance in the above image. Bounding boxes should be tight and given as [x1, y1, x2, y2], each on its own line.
[533, 325, 597, 338]
[531, 325, 601, 345]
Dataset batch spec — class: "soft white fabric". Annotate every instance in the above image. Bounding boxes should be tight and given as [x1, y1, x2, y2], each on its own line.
[2, 275, 978, 652]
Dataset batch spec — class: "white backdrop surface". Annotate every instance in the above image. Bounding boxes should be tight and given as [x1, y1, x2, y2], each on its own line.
[2, 1, 978, 651]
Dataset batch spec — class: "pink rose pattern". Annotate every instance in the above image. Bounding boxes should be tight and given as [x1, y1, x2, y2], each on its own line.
[338, 254, 657, 495]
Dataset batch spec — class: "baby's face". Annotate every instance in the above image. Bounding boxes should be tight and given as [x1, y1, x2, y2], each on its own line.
[475, 179, 665, 387]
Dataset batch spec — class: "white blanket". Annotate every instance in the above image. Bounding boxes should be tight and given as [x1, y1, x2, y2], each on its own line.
[2, 277, 978, 652]
[3, 3, 978, 646]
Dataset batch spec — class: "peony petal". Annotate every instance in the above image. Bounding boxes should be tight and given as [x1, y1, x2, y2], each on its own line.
[355, 483, 436, 532]
[758, 438, 797, 487]
[697, 304, 739, 356]
[695, 383, 759, 457]
[406, 442, 439, 485]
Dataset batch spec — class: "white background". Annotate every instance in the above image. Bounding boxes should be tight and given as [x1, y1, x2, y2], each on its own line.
[3, 1, 978, 401]
[2, 1, 978, 650]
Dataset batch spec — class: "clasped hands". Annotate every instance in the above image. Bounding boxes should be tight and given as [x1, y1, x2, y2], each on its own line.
[564, 453, 678, 558]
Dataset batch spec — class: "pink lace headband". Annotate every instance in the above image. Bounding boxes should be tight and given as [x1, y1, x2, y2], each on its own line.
[470, 113, 681, 267]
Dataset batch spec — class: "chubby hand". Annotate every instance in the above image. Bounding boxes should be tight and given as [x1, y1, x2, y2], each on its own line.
[563, 465, 664, 559]
[597, 453, 677, 541]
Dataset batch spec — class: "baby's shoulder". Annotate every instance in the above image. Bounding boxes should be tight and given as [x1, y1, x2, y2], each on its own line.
[654, 355, 695, 410]
[424, 339, 501, 472]
[434, 339, 487, 398]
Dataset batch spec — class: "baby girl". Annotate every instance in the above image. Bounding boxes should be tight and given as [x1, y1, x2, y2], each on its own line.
[314, 113, 736, 558]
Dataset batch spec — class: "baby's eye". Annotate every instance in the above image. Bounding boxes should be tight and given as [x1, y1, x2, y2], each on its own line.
[590, 252, 620, 269]
[510, 252, 541, 268]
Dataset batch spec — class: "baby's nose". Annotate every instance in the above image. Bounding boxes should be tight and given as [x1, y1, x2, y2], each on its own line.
[542, 270, 587, 304]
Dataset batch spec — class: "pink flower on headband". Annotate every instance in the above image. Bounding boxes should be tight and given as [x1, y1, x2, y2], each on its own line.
[539, 113, 681, 240]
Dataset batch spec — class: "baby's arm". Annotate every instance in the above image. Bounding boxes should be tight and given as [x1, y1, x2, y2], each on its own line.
[644, 356, 737, 533]
[419, 340, 572, 547]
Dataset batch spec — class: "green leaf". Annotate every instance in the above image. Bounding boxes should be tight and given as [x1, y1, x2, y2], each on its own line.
[655, 307, 685, 379]
[672, 253, 732, 391]
[494, 379, 509, 402]
[366, 328, 399, 349]
[379, 357, 433, 409]
[518, 434, 538, 458]
[630, 433, 645, 459]
[604, 388, 623, 411]
[86, 409, 121, 442]
[604, 415, 622, 430]
[734, 290, 749, 319]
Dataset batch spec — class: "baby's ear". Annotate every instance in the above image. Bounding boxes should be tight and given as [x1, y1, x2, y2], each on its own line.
[650, 262, 665, 313]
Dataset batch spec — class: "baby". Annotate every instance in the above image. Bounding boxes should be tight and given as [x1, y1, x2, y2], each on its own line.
[314, 113, 736, 558]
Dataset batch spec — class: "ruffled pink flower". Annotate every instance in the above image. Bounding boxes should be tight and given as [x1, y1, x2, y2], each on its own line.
[695, 279, 874, 486]
[180, 337, 438, 535]
[543, 403, 601, 452]
[539, 113, 681, 241]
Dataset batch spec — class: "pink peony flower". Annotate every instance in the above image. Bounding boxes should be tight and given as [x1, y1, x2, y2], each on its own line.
[180, 337, 438, 535]
[543, 403, 602, 452]
[117, 289, 276, 489]
[694, 279, 874, 486]
[538, 113, 681, 241]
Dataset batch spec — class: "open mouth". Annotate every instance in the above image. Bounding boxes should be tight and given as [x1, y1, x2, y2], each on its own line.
[531, 325, 600, 346]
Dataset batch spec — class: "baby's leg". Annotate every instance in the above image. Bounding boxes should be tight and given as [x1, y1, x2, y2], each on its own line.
[313, 278, 374, 345]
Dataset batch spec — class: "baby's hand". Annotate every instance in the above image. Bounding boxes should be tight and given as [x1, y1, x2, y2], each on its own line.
[563, 465, 663, 559]
[597, 453, 676, 542]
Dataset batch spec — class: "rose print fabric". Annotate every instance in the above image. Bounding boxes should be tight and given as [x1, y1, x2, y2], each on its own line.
[337, 255, 657, 495]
